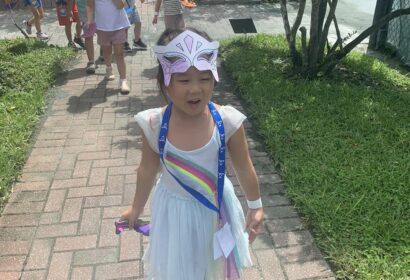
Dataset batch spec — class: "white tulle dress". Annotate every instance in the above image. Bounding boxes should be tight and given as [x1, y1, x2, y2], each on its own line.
[134, 105, 252, 280]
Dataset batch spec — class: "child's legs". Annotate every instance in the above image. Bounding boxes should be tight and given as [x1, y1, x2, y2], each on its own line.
[128, 9, 141, 41]
[164, 14, 185, 30]
[113, 43, 126, 79]
[37, 6, 44, 19]
[75, 22, 82, 38]
[28, 6, 40, 32]
[175, 14, 185, 29]
[112, 28, 128, 80]
[71, 3, 81, 38]
[97, 31, 113, 67]
[28, 0, 44, 33]
[65, 23, 73, 42]
[102, 45, 113, 68]
[85, 37, 94, 62]
[133, 22, 141, 41]
[35, 7, 44, 32]
[110, 28, 127, 79]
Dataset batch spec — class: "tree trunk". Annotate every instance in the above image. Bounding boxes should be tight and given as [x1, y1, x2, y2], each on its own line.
[307, 0, 323, 77]
[280, 0, 306, 68]
[318, 0, 338, 63]
[280, 0, 410, 78]
[321, 6, 410, 73]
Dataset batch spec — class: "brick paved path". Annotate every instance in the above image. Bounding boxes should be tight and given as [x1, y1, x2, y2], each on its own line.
[0, 2, 375, 279]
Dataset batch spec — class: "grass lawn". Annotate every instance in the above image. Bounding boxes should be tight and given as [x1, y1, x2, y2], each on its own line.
[221, 34, 410, 279]
[0, 38, 75, 210]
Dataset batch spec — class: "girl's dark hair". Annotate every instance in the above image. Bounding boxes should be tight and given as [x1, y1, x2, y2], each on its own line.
[155, 27, 214, 102]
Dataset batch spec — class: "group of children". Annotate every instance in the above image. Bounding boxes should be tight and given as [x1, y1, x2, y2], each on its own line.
[21, 0, 198, 94]
[22, 0, 265, 278]
[21, 0, 148, 94]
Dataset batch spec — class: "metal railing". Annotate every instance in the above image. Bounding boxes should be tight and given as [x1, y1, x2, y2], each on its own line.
[369, 0, 410, 66]
[386, 0, 410, 65]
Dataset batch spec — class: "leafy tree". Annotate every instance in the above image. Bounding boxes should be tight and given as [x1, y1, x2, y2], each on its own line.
[280, 0, 410, 78]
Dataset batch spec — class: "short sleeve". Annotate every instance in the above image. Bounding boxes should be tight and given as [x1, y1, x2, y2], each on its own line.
[134, 108, 163, 153]
[219, 105, 247, 141]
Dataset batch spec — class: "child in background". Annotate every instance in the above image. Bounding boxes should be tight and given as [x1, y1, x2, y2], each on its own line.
[180, 0, 196, 8]
[92, 0, 131, 94]
[124, 0, 147, 52]
[22, 0, 49, 40]
[121, 28, 264, 279]
[77, 0, 96, 73]
[152, 0, 185, 30]
[56, 0, 85, 49]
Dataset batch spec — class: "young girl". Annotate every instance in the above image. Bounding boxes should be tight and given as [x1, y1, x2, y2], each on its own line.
[55, 0, 84, 49]
[92, 0, 131, 94]
[152, 0, 185, 30]
[122, 28, 264, 279]
[21, 0, 49, 40]
[77, 0, 95, 73]
[123, 0, 147, 51]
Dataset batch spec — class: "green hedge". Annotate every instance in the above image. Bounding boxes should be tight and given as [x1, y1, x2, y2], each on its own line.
[221, 34, 410, 279]
[0, 39, 74, 209]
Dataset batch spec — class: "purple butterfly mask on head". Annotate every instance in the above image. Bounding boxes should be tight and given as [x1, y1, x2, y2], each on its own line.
[153, 30, 220, 86]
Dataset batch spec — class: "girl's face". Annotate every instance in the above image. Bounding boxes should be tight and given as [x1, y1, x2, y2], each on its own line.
[165, 67, 214, 117]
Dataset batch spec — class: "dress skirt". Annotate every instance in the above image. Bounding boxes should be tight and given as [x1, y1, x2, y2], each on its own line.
[143, 176, 252, 280]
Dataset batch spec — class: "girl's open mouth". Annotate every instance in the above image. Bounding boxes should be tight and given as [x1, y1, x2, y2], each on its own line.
[188, 100, 201, 105]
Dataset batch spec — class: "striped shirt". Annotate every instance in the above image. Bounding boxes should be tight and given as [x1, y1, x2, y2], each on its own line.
[163, 0, 183, 16]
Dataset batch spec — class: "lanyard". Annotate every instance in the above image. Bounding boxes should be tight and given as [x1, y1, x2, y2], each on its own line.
[158, 102, 226, 216]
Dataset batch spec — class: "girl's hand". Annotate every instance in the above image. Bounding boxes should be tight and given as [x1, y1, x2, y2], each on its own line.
[121, 207, 143, 229]
[245, 208, 264, 243]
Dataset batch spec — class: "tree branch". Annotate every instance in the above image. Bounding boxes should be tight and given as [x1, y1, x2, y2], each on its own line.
[300, 26, 308, 69]
[331, 3, 343, 50]
[290, 0, 307, 40]
[318, 0, 338, 62]
[341, 7, 410, 56]
[281, 0, 303, 67]
[327, 38, 341, 58]
[321, 7, 410, 73]
[280, 0, 292, 45]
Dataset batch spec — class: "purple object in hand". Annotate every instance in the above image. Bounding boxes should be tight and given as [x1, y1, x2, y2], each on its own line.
[81, 22, 96, 38]
[115, 219, 150, 236]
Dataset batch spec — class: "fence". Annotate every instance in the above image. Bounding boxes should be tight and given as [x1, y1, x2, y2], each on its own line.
[386, 0, 410, 65]
[369, 0, 410, 66]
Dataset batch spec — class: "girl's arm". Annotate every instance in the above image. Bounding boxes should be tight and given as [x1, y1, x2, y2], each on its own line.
[152, 0, 162, 24]
[112, 0, 125, 9]
[121, 134, 160, 229]
[228, 125, 264, 243]
[85, 0, 94, 24]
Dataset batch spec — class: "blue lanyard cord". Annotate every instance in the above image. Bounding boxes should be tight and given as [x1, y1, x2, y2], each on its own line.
[158, 102, 226, 216]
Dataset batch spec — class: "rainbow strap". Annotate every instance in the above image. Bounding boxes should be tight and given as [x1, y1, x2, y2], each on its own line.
[165, 152, 218, 204]
[158, 102, 225, 216]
